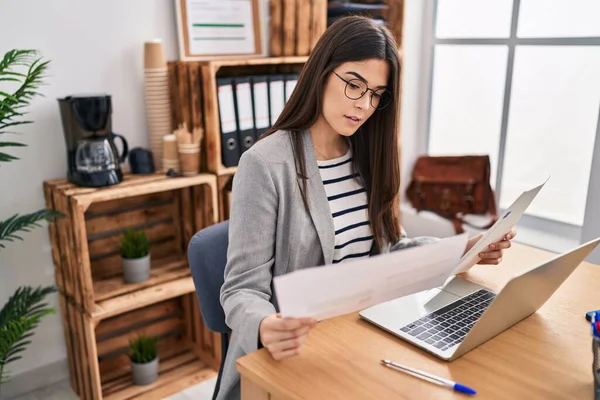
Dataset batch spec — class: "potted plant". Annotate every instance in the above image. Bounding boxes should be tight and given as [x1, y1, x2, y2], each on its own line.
[129, 334, 158, 385]
[120, 228, 150, 283]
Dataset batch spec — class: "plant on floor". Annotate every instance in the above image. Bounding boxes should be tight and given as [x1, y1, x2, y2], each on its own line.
[0, 49, 62, 389]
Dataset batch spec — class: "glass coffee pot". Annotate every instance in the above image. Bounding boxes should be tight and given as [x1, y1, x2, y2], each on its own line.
[75, 133, 128, 175]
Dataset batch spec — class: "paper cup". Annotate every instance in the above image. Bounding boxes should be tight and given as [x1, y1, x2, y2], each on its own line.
[144, 40, 166, 69]
[143, 42, 170, 172]
[179, 149, 200, 176]
[163, 135, 178, 160]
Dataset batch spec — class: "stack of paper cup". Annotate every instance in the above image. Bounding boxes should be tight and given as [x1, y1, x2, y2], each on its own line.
[162, 134, 180, 173]
[179, 142, 200, 176]
[144, 39, 172, 170]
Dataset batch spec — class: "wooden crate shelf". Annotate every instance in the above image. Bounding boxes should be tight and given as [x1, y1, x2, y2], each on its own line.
[43, 173, 221, 399]
[269, 0, 327, 57]
[44, 173, 218, 315]
[165, 56, 304, 176]
[217, 172, 235, 222]
[92, 276, 195, 322]
[60, 291, 219, 400]
[93, 255, 188, 304]
[201, 56, 308, 175]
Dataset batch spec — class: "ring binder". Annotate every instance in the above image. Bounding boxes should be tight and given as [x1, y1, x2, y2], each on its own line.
[251, 75, 270, 141]
[233, 76, 256, 154]
[217, 77, 241, 167]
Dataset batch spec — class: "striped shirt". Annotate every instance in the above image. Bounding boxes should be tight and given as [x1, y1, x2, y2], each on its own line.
[317, 148, 373, 264]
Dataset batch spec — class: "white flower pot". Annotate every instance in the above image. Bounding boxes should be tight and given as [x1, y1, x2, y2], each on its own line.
[122, 254, 151, 283]
[131, 356, 158, 385]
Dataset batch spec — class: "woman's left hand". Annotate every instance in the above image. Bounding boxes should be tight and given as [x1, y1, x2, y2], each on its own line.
[464, 228, 517, 265]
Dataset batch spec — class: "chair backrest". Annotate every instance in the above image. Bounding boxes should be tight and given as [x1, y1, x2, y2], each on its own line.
[188, 220, 231, 334]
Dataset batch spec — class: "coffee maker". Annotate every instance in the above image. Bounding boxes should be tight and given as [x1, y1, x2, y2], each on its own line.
[58, 94, 128, 187]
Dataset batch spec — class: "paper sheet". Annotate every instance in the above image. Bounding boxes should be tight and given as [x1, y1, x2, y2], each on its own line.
[186, 0, 256, 55]
[273, 233, 469, 321]
[452, 176, 550, 275]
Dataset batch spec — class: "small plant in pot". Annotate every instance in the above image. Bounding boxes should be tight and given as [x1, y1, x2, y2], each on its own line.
[120, 229, 151, 283]
[129, 334, 158, 385]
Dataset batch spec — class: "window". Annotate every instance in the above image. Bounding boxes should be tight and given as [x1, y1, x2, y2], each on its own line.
[425, 0, 600, 246]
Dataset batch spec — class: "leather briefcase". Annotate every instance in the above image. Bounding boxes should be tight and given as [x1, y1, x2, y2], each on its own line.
[405, 155, 498, 234]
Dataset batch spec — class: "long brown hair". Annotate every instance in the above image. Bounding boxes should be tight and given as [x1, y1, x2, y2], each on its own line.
[263, 16, 402, 251]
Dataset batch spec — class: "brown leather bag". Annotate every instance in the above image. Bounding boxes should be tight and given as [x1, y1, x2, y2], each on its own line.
[405, 155, 498, 234]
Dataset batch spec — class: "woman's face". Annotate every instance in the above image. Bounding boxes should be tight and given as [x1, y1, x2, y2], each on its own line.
[320, 58, 390, 137]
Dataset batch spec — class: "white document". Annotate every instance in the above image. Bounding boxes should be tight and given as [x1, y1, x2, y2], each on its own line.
[185, 0, 256, 55]
[274, 233, 469, 321]
[452, 176, 550, 274]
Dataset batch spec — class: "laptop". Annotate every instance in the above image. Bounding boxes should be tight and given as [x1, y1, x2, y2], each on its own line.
[359, 237, 600, 361]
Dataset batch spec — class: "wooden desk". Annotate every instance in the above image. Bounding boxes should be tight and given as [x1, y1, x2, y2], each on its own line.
[237, 243, 600, 399]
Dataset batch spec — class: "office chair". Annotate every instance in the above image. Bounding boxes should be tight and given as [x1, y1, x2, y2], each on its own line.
[188, 220, 231, 400]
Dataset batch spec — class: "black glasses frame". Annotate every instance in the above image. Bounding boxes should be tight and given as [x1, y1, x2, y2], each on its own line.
[333, 71, 391, 110]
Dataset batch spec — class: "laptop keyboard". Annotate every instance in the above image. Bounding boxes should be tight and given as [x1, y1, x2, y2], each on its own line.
[399, 288, 496, 351]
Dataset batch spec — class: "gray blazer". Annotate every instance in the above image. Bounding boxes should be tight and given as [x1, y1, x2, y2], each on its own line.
[218, 129, 437, 400]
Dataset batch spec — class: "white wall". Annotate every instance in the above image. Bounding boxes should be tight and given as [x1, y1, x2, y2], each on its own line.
[0, 0, 178, 392]
[400, 0, 429, 196]
[581, 115, 600, 264]
[0, 0, 426, 395]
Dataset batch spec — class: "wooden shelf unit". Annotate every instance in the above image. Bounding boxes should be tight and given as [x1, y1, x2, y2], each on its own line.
[59, 290, 219, 400]
[268, 0, 404, 56]
[167, 56, 308, 176]
[269, 0, 327, 57]
[44, 173, 218, 314]
[383, 0, 406, 47]
[200, 56, 308, 175]
[217, 173, 235, 222]
[43, 173, 220, 399]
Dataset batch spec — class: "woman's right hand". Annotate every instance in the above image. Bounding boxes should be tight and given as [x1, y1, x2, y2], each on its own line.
[259, 313, 318, 360]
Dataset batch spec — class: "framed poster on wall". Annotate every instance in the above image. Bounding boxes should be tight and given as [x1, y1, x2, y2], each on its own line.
[175, 0, 264, 61]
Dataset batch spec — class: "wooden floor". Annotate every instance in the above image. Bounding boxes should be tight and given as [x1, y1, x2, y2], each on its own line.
[8, 376, 217, 400]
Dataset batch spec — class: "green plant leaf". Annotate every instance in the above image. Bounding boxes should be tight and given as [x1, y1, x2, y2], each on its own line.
[0, 91, 18, 101]
[120, 228, 150, 259]
[0, 209, 63, 249]
[0, 152, 19, 162]
[0, 142, 26, 148]
[0, 121, 33, 131]
[0, 285, 57, 384]
[0, 71, 26, 78]
[129, 334, 158, 364]
[0, 49, 50, 157]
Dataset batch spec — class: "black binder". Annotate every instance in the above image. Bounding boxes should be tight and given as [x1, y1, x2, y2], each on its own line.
[217, 77, 241, 167]
[268, 74, 285, 126]
[284, 73, 299, 103]
[233, 76, 256, 154]
[251, 75, 270, 140]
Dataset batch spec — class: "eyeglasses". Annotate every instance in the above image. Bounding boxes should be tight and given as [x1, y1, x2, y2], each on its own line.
[333, 71, 392, 110]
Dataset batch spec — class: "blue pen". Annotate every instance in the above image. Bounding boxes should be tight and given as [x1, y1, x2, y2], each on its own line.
[381, 360, 476, 396]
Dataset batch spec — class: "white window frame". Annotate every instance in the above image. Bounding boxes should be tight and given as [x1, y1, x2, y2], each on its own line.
[416, 0, 600, 262]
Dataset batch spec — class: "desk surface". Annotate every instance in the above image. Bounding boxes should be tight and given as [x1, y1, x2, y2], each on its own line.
[237, 242, 600, 399]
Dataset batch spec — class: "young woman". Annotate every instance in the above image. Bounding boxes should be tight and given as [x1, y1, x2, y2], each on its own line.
[218, 15, 515, 400]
